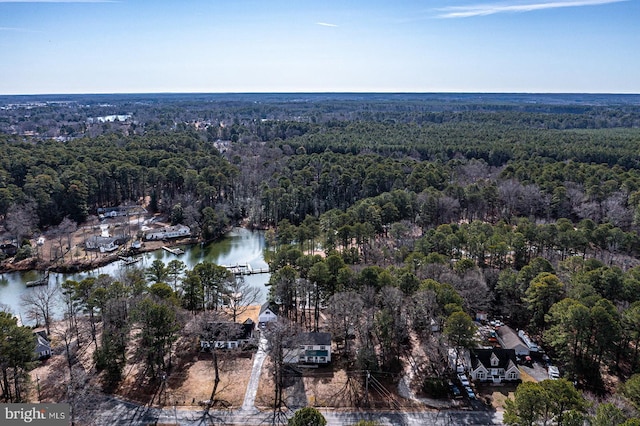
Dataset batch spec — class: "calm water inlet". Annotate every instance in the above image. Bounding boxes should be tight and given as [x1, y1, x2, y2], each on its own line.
[0, 228, 270, 322]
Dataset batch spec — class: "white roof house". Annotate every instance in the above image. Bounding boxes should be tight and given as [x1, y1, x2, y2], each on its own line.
[85, 236, 119, 252]
[144, 224, 191, 241]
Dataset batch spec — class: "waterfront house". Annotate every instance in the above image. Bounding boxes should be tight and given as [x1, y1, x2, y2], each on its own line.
[144, 224, 191, 241]
[85, 236, 119, 252]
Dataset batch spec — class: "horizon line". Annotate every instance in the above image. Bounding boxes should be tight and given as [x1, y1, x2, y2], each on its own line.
[1, 90, 640, 96]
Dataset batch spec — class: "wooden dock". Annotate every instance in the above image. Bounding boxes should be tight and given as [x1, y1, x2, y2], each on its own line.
[162, 246, 185, 255]
[26, 271, 49, 288]
[222, 263, 270, 275]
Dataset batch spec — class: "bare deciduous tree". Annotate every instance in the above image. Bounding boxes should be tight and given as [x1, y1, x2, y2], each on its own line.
[327, 291, 363, 357]
[455, 159, 491, 186]
[194, 310, 241, 410]
[224, 276, 261, 323]
[438, 269, 492, 314]
[5, 201, 37, 246]
[498, 179, 524, 222]
[52, 217, 77, 262]
[20, 284, 58, 335]
[408, 289, 438, 337]
[264, 321, 299, 425]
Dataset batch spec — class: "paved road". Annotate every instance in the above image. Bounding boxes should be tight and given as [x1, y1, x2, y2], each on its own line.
[92, 395, 503, 425]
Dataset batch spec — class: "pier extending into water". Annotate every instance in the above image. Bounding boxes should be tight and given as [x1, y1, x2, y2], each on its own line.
[26, 271, 49, 287]
[2, 228, 270, 320]
[162, 246, 185, 255]
[222, 263, 269, 275]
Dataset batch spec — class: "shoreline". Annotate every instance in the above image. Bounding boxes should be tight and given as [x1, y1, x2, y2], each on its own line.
[0, 237, 198, 275]
[0, 220, 266, 275]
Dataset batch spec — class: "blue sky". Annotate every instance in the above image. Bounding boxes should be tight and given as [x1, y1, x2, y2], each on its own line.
[0, 0, 637, 94]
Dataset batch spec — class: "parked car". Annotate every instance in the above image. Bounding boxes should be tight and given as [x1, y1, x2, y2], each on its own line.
[450, 383, 462, 398]
[548, 365, 560, 380]
[464, 385, 476, 399]
[458, 373, 470, 387]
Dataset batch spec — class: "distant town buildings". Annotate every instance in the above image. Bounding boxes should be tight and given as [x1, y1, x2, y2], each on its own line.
[87, 114, 132, 124]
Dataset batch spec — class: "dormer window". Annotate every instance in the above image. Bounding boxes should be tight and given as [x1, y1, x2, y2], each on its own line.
[490, 353, 499, 367]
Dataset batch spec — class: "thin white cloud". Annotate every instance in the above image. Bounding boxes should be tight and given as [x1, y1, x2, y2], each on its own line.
[437, 0, 627, 18]
[0, 0, 115, 3]
[0, 26, 39, 32]
[316, 22, 338, 27]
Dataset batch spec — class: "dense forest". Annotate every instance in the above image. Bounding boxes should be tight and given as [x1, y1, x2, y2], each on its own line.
[2, 94, 640, 424]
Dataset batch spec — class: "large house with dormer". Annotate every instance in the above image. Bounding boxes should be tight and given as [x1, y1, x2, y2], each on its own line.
[284, 332, 332, 364]
[200, 318, 255, 350]
[469, 348, 520, 383]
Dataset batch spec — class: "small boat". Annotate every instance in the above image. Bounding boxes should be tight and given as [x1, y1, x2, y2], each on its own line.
[119, 256, 141, 265]
[26, 271, 49, 288]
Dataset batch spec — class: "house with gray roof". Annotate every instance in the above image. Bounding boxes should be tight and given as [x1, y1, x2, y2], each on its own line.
[469, 348, 520, 383]
[496, 325, 530, 356]
[34, 330, 51, 360]
[258, 302, 278, 326]
[284, 332, 332, 364]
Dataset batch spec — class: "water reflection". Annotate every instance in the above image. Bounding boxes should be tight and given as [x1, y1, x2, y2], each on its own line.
[0, 228, 270, 321]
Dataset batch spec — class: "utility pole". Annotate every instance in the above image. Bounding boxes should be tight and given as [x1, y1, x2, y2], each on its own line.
[36, 375, 41, 402]
[365, 370, 370, 406]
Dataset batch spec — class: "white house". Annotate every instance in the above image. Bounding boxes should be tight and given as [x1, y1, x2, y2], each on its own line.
[258, 303, 278, 326]
[200, 319, 255, 350]
[85, 236, 119, 252]
[34, 330, 51, 360]
[144, 225, 191, 241]
[285, 332, 332, 364]
[469, 348, 520, 383]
